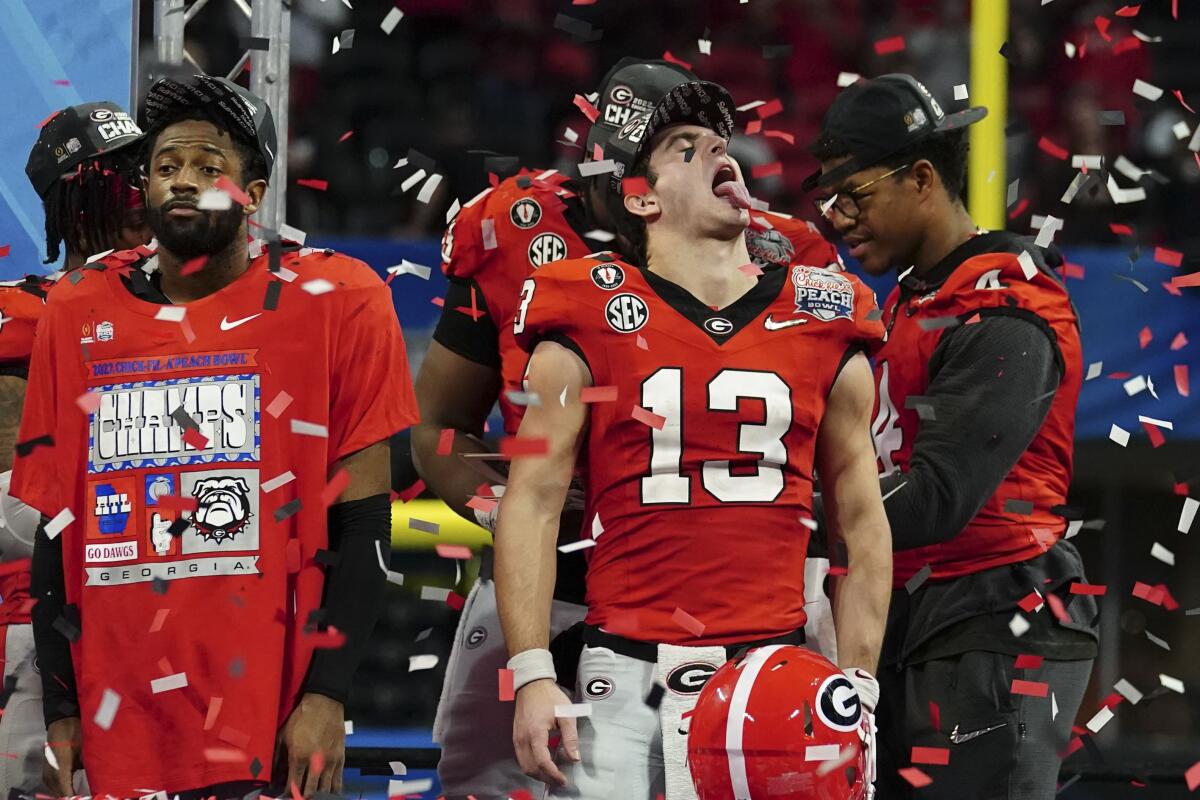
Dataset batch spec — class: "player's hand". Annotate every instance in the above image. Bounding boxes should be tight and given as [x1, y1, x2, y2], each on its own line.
[43, 716, 83, 795]
[513, 678, 579, 786]
[843, 667, 879, 714]
[275, 692, 345, 797]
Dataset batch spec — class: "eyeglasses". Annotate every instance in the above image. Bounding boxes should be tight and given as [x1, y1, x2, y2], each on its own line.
[813, 164, 912, 221]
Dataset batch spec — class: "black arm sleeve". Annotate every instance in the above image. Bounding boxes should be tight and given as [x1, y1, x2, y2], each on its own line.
[302, 493, 392, 704]
[431, 276, 502, 369]
[31, 520, 79, 724]
[883, 312, 1062, 549]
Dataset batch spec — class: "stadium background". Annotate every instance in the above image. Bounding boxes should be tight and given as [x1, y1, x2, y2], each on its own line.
[1, 0, 1199, 796]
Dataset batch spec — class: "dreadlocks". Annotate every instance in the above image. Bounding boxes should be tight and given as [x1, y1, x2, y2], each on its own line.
[41, 154, 142, 264]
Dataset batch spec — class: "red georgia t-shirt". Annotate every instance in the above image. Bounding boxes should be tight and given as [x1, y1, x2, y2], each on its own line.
[11, 245, 418, 795]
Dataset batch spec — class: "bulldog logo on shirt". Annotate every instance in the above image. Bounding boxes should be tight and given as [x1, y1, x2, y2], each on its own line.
[191, 476, 252, 545]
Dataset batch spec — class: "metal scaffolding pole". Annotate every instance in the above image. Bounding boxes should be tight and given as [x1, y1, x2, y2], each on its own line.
[149, 0, 290, 232]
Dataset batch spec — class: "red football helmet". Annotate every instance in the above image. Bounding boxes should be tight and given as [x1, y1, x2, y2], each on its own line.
[688, 644, 869, 800]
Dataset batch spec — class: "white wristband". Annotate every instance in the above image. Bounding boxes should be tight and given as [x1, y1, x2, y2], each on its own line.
[508, 648, 556, 692]
[843, 667, 880, 714]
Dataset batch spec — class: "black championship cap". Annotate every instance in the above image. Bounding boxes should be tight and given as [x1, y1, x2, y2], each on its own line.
[143, 74, 277, 178]
[585, 58, 698, 156]
[601, 79, 736, 196]
[26, 101, 143, 198]
[802, 73, 987, 191]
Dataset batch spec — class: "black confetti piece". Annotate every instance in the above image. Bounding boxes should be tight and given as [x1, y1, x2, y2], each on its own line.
[1080, 734, 1104, 764]
[53, 606, 81, 642]
[230, 657, 245, 678]
[405, 148, 437, 173]
[315, 549, 341, 567]
[999, 41, 1013, 61]
[644, 682, 665, 709]
[337, 29, 355, 50]
[239, 36, 270, 51]
[268, 235, 281, 274]
[803, 701, 813, 736]
[905, 564, 933, 594]
[0, 674, 18, 710]
[1056, 773, 1081, 794]
[15, 434, 53, 457]
[263, 279, 282, 311]
[1004, 499, 1036, 515]
[67, 270, 85, 285]
[168, 518, 190, 536]
[306, 608, 328, 630]
[1096, 110, 1125, 126]
[866, 308, 884, 321]
[904, 396, 936, 420]
[274, 498, 302, 522]
[1051, 504, 1084, 520]
[171, 406, 199, 431]
[762, 44, 793, 59]
[152, 578, 170, 595]
[553, 13, 602, 42]
[516, 175, 532, 189]
[917, 316, 960, 331]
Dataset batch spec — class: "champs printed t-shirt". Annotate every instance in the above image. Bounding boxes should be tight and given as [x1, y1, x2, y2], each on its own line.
[12, 247, 417, 794]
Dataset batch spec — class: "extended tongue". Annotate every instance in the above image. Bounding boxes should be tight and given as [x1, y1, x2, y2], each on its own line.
[715, 181, 752, 209]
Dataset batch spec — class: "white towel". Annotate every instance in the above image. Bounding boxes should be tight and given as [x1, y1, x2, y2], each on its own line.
[656, 643, 728, 800]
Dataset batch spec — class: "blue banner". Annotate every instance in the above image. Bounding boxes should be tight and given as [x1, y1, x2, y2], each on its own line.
[0, 0, 135, 278]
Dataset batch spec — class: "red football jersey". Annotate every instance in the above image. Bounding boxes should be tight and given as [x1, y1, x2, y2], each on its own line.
[872, 234, 1082, 587]
[513, 255, 883, 645]
[11, 246, 417, 794]
[0, 274, 56, 626]
[441, 170, 842, 434]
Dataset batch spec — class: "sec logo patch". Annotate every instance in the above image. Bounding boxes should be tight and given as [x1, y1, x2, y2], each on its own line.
[510, 197, 542, 229]
[528, 232, 567, 268]
[604, 293, 649, 333]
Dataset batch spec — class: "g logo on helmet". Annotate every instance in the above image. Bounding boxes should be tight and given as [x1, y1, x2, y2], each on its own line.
[666, 662, 718, 695]
[815, 673, 862, 732]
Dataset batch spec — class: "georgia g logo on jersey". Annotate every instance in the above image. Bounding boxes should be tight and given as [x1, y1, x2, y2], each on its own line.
[815, 673, 862, 732]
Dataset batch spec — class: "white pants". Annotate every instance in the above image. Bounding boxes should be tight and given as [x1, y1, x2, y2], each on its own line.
[0, 625, 45, 795]
[434, 579, 586, 800]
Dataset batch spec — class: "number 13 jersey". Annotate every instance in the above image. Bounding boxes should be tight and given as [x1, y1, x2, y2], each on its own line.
[514, 254, 883, 645]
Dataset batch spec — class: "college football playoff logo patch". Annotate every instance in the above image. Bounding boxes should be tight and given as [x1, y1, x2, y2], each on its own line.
[591, 263, 625, 290]
[510, 198, 542, 229]
[791, 266, 854, 322]
[604, 293, 649, 333]
[528, 232, 567, 267]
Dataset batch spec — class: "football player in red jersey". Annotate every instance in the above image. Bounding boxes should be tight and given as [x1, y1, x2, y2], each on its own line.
[805, 74, 1097, 799]
[12, 75, 417, 798]
[413, 59, 846, 799]
[494, 80, 892, 798]
[0, 101, 148, 793]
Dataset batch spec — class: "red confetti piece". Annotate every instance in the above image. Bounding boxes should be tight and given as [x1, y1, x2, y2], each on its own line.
[1107, 372, 1133, 380]
[1007, 198, 1030, 220]
[500, 436, 550, 457]
[53, 79, 71, 85]
[827, 565, 848, 577]
[219, 725, 251, 749]
[1170, 332, 1188, 350]
[1172, 272, 1200, 289]
[1138, 327, 1153, 349]
[309, 626, 347, 649]
[436, 428, 455, 455]
[320, 469, 351, 506]
[1018, 591, 1043, 612]
[149, 608, 171, 633]
[756, 98, 784, 120]
[0, 245, 9, 259]
[911, 746, 949, 766]
[1045, 592, 1070, 623]
[1132, 581, 1165, 605]
[286, 539, 302, 574]
[1115, 4, 1141, 16]
[1015, 654, 1044, 669]
[1062, 262, 1085, 280]
[498, 668, 515, 701]
[309, 751, 325, 780]
[897, 767, 932, 788]
[874, 36, 906, 55]
[661, 51, 692, 71]
[397, 478, 425, 503]
[465, 495, 498, 515]
[671, 607, 706, 636]
[1037, 136, 1070, 161]
[182, 428, 209, 450]
[1012, 679, 1049, 697]
[764, 130, 795, 145]
[1109, 223, 1134, 236]
[1142, 421, 1166, 448]
[1172, 90, 1196, 114]
[76, 391, 101, 414]
[929, 701, 940, 732]
[266, 390, 293, 418]
[446, 591, 466, 610]
[636, 334, 648, 350]
[156, 494, 198, 513]
[181, 256, 207, 276]
[204, 748, 245, 763]
[436, 544, 473, 560]
[745, 120, 763, 135]
[214, 176, 251, 207]
[573, 94, 600, 123]
[1154, 247, 1183, 267]
[631, 405, 667, 430]
[1175, 365, 1189, 397]
[1186, 761, 1200, 791]
[1113, 36, 1141, 55]
[1062, 735, 1084, 758]
[622, 177, 649, 196]
[739, 263, 764, 277]
[751, 161, 783, 179]
[1094, 16, 1112, 42]
[296, 178, 329, 191]
[203, 696, 223, 730]
[453, 304, 486, 321]
[1070, 583, 1107, 595]
[580, 385, 618, 403]
[1101, 692, 1124, 710]
[338, 130, 354, 143]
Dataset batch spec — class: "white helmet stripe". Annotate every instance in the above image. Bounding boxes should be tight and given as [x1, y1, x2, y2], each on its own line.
[724, 645, 786, 800]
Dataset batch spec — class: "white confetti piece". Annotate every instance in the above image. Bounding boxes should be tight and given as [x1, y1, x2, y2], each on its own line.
[290, 419, 329, 437]
[279, 223, 307, 245]
[592, 513, 605, 539]
[197, 189, 233, 210]
[151, 672, 188, 694]
[562, 127, 579, 144]
[1150, 542, 1174, 565]
[578, 159, 618, 177]
[390, 760, 407, 775]
[1065, 519, 1083, 539]
[1131, 29, 1161, 42]
[388, 780, 432, 796]
[408, 655, 439, 672]
[1006, 179, 1020, 207]
[1085, 362, 1103, 381]
[400, 168, 427, 193]
[481, 218, 497, 250]
[1159, 674, 1184, 694]
[86, 248, 115, 264]
[584, 229, 616, 242]
[1106, 174, 1146, 204]
[1190, 127, 1200, 153]
[1071, 155, 1104, 170]
[1086, 706, 1114, 733]
[392, 157, 408, 170]
[1052, 692, 1058, 720]
[445, 198, 461, 223]
[386, 570, 405, 586]
[1114, 679, 1143, 704]
[736, 100, 766, 112]
[505, 390, 541, 407]
[1108, 425, 1130, 447]
[1033, 216, 1063, 248]
[836, 72, 860, 87]
[43, 743, 58, 771]
[154, 306, 187, 323]
[94, 688, 121, 730]
[1145, 630, 1170, 650]
[953, 84, 968, 100]
[1017, 250, 1038, 280]
[380, 6, 403, 34]
[417, 173, 443, 204]
[1063, 40, 1076, 58]
[375, 540, 388, 574]
[387, 260, 432, 280]
[1132, 79, 1163, 101]
[558, 385, 568, 407]
[261, 472, 296, 493]
[1123, 375, 1149, 396]
[301, 279, 335, 296]
[799, 516, 819, 531]
[44, 507, 75, 540]
[1009, 613, 1030, 637]
[1178, 497, 1198, 534]
[1138, 416, 1173, 430]
[554, 703, 592, 717]
[806, 744, 842, 761]
[698, 38, 712, 55]
[1172, 121, 1191, 141]
[331, 34, 341, 55]
[1113, 155, 1149, 182]
[558, 539, 596, 553]
[344, 720, 354, 734]
[1061, 172, 1088, 204]
[420, 586, 451, 602]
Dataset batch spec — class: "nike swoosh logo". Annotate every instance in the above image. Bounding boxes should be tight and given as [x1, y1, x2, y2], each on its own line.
[763, 315, 807, 331]
[949, 721, 1008, 744]
[220, 313, 261, 331]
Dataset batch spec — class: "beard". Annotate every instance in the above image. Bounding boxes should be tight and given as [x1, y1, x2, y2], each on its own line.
[147, 201, 244, 260]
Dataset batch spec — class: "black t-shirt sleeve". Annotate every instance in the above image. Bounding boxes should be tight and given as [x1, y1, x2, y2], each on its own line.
[431, 276, 502, 369]
[883, 313, 1062, 550]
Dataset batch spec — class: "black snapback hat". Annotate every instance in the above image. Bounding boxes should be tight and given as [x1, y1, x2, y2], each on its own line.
[143, 74, 277, 178]
[585, 58, 698, 156]
[803, 73, 986, 191]
[26, 101, 143, 198]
